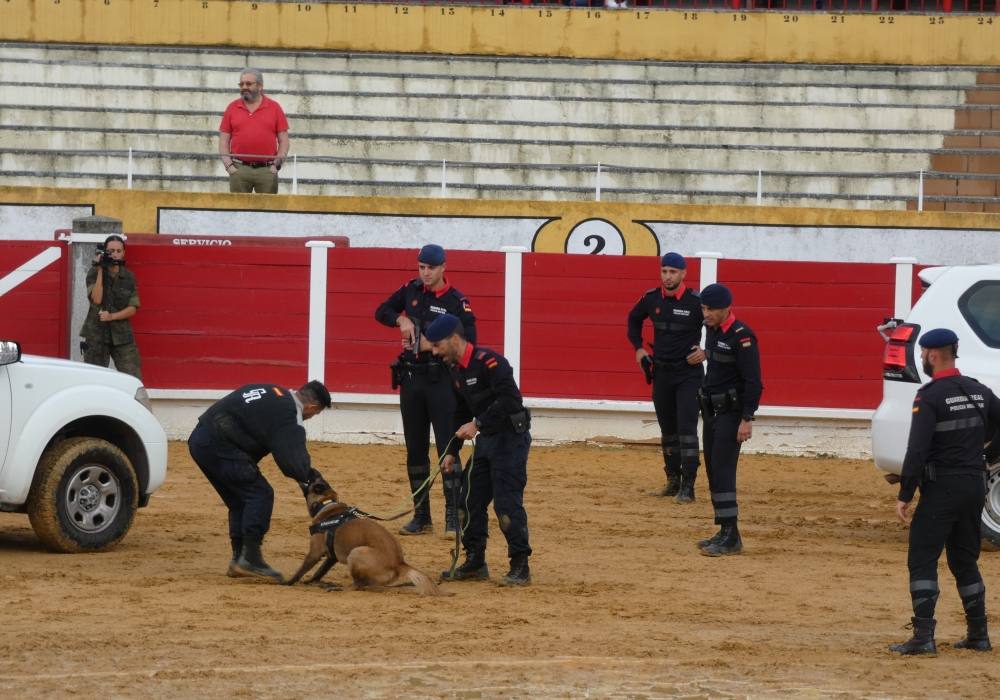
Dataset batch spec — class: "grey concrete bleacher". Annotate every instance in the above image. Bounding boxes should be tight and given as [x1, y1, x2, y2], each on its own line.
[1, 42, 998, 209]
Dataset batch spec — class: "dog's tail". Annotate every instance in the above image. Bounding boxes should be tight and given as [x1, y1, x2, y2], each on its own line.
[402, 564, 447, 596]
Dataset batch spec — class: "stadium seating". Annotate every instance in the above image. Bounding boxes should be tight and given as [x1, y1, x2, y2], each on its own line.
[1, 41, 998, 209]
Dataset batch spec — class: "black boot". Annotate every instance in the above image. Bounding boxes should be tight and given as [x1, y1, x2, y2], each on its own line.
[675, 473, 695, 504]
[697, 527, 724, 549]
[890, 617, 937, 655]
[500, 555, 531, 587]
[954, 617, 992, 652]
[652, 467, 681, 497]
[441, 550, 489, 581]
[227, 537, 243, 578]
[233, 542, 283, 583]
[700, 521, 743, 557]
[400, 475, 432, 535]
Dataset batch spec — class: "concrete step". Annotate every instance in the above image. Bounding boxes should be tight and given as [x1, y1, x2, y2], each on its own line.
[0, 148, 943, 197]
[0, 138, 940, 172]
[0, 60, 979, 105]
[0, 119, 949, 152]
[0, 170, 926, 210]
[0, 42, 988, 87]
[2, 84, 960, 130]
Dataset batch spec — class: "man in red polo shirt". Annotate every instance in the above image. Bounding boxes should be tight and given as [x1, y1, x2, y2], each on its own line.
[218, 68, 289, 194]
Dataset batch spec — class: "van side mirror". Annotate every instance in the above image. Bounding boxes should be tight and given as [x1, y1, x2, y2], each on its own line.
[0, 340, 22, 366]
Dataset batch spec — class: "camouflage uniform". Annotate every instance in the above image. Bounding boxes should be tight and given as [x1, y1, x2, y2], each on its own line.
[80, 264, 142, 380]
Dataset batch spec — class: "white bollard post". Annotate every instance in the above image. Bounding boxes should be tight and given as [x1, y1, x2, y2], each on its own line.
[441, 159, 447, 197]
[756, 169, 762, 206]
[502, 246, 527, 384]
[696, 251, 722, 287]
[127, 148, 133, 190]
[695, 251, 723, 358]
[595, 162, 602, 202]
[306, 241, 335, 384]
[917, 170, 924, 212]
[292, 154, 299, 195]
[890, 256, 918, 319]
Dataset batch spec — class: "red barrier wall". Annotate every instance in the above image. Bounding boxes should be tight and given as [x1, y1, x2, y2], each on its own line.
[718, 259, 895, 409]
[521, 253, 701, 400]
[325, 248, 506, 394]
[0, 241, 68, 357]
[126, 239, 314, 389]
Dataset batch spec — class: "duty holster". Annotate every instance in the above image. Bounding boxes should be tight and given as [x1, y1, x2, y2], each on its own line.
[509, 409, 531, 434]
[922, 461, 937, 484]
[390, 359, 402, 390]
[697, 388, 741, 419]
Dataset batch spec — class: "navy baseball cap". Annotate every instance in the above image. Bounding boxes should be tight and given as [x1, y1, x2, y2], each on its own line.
[418, 244, 446, 266]
[425, 314, 463, 342]
[919, 328, 959, 349]
[699, 283, 733, 309]
[660, 252, 686, 270]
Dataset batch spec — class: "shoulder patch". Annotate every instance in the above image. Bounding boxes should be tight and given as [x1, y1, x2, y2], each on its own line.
[462, 299, 473, 313]
[739, 337, 753, 348]
[485, 357, 499, 369]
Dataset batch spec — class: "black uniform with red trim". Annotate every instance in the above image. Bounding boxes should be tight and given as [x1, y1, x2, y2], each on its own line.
[188, 384, 321, 549]
[445, 343, 531, 561]
[627, 283, 704, 485]
[701, 313, 763, 525]
[898, 368, 1000, 622]
[375, 278, 477, 524]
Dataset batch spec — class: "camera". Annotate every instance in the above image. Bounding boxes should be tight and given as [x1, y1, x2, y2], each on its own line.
[95, 245, 123, 267]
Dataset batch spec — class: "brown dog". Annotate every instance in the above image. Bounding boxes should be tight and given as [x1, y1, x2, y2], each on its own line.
[284, 481, 444, 595]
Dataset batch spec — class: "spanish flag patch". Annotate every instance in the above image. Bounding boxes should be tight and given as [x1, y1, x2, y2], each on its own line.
[485, 358, 499, 369]
[740, 337, 753, 348]
[463, 300, 473, 312]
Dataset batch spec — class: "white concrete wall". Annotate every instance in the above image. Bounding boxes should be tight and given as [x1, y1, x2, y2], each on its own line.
[149, 394, 875, 459]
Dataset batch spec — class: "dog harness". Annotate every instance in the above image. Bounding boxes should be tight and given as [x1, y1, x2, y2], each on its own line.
[308, 507, 360, 562]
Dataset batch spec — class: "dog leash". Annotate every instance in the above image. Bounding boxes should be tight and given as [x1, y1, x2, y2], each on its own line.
[446, 437, 476, 580]
[348, 436, 462, 522]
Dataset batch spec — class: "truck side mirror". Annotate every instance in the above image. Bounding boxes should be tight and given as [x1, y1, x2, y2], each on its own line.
[0, 340, 22, 366]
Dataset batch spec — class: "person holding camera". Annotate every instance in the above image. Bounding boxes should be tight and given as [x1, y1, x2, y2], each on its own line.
[79, 234, 142, 380]
[374, 244, 477, 536]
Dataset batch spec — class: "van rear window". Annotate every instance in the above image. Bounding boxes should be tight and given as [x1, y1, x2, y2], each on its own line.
[959, 281, 1000, 349]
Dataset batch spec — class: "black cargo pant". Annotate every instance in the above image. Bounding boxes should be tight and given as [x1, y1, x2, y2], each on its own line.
[459, 430, 532, 560]
[907, 472, 987, 620]
[399, 363, 459, 504]
[188, 423, 274, 546]
[702, 410, 742, 524]
[652, 361, 703, 480]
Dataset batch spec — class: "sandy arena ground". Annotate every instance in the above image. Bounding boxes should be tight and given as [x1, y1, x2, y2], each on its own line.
[2, 441, 999, 699]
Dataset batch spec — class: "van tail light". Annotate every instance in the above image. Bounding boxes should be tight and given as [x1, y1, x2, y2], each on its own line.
[882, 322, 921, 383]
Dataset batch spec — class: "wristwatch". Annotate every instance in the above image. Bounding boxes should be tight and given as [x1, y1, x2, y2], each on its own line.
[742, 415, 755, 422]
[474, 417, 482, 430]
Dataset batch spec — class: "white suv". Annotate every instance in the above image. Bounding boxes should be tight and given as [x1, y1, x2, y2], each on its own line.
[872, 264, 1000, 546]
[0, 340, 168, 552]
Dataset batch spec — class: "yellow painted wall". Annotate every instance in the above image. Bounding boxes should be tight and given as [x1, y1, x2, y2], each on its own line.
[1, 0, 998, 65]
[2, 185, 997, 239]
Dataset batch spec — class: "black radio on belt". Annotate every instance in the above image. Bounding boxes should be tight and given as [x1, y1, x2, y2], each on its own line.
[697, 388, 741, 418]
[509, 409, 531, 434]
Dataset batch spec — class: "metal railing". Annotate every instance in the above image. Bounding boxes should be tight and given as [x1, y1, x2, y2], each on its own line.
[7, 146, 998, 209]
[259, 0, 999, 13]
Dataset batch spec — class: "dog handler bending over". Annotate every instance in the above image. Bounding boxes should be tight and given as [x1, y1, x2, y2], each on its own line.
[188, 380, 332, 582]
[426, 313, 533, 586]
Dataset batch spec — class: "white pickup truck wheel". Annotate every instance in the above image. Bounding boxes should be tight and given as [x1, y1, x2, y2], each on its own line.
[27, 437, 139, 553]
